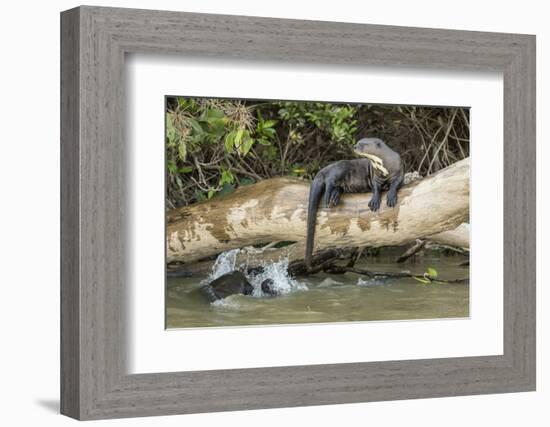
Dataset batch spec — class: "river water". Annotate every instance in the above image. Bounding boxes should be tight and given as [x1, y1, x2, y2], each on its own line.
[166, 250, 469, 329]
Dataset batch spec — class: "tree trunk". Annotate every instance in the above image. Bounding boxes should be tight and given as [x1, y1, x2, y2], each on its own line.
[167, 157, 470, 264]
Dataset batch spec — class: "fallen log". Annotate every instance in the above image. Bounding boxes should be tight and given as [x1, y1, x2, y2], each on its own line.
[167, 222, 469, 276]
[167, 158, 470, 264]
[428, 222, 470, 250]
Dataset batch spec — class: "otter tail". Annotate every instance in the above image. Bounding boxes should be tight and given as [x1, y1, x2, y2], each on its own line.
[305, 177, 325, 270]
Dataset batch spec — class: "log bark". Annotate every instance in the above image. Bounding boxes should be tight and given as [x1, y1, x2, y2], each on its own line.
[428, 222, 470, 250]
[167, 157, 470, 264]
[233, 222, 471, 268]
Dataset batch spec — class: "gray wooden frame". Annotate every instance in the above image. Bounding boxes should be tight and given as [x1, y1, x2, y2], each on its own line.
[61, 5, 536, 420]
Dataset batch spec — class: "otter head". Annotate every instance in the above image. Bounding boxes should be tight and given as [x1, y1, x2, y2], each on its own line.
[354, 137, 400, 177]
[261, 279, 277, 296]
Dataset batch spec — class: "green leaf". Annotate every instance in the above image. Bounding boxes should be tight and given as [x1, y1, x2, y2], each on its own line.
[426, 267, 438, 278]
[413, 276, 431, 284]
[166, 160, 177, 175]
[234, 128, 244, 148]
[188, 118, 204, 135]
[177, 141, 187, 161]
[203, 109, 227, 137]
[240, 135, 255, 155]
[219, 169, 235, 186]
[166, 113, 176, 142]
[224, 131, 236, 152]
[207, 189, 215, 199]
[205, 108, 225, 120]
[262, 119, 277, 128]
[178, 166, 193, 174]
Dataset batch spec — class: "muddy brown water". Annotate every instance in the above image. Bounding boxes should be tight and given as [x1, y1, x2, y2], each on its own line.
[166, 254, 469, 329]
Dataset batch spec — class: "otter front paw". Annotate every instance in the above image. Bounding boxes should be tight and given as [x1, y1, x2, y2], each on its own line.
[328, 189, 341, 207]
[368, 196, 381, 211]
[386, 191, 398, 207]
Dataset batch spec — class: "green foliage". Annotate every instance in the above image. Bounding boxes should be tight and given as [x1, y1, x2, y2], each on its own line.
[219, 168, 235, 187]
[277, 102, 357, 145]
[426, 267, 438, 278]
[165, 97, 469, 208]
[255, 112, 277, 146]
[414, 267, 442, 284]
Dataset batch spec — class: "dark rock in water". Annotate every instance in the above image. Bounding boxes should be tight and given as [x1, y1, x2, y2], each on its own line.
[260, 278, 276, 296]
[246, 265, 265, 276]
[200, 271, 277, 302]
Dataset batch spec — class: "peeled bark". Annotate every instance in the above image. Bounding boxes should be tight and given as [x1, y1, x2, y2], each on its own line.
[167, 158, 470, 264]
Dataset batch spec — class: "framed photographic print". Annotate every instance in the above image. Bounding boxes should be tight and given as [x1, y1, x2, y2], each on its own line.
[61, 5, 535, 420]
[163, 97, 471, 330]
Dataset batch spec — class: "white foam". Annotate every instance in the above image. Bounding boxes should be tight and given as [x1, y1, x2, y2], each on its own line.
[249, 257, 308, 297]
[206, 249, 308, 299]
[205, 248, 240, 283]
[211, 295, 241, 310]
[357, 277, 388, 287]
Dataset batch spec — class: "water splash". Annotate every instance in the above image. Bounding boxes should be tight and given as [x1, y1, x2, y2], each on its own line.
[249, 257, 308, 297]
[211, 295, 241, 310]
[357, 277, 389, 287]
[203, 248, 240, 284]
[206, 249, 307, 301]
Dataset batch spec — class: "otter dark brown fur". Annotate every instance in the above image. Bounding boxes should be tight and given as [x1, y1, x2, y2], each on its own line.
[305, 138, 404, 269]
[200, 271, 276, 302]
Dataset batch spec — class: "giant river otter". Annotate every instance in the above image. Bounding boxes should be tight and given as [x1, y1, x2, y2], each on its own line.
[305, 137, 404, 269]
[200, 270, 276, 302]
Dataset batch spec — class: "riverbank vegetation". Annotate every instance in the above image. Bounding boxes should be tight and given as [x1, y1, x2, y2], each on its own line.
[166, 97, 469, 209]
